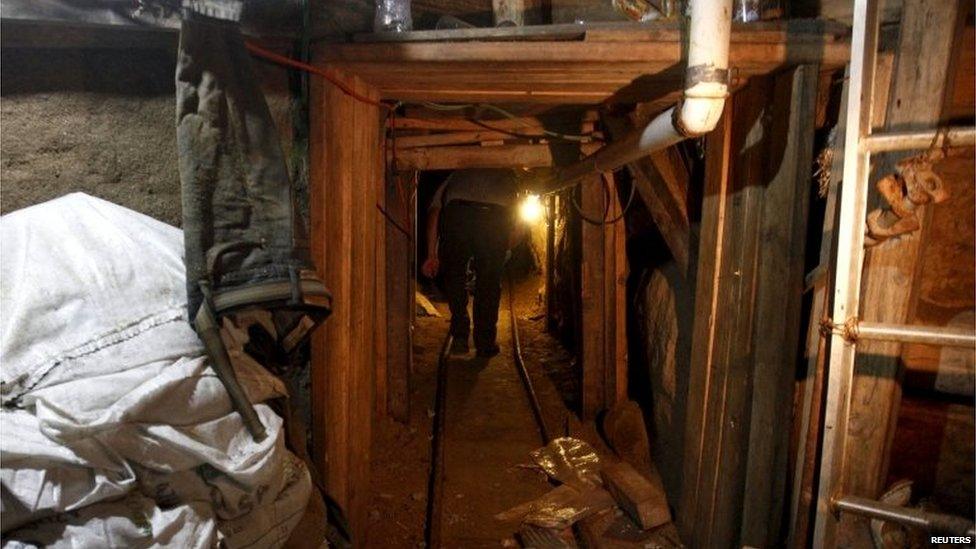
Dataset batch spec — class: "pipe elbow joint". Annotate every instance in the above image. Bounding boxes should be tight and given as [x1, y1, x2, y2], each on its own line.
[673, 94, 727, 138]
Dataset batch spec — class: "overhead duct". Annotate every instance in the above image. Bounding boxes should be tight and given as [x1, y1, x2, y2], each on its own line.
[553, 0, 733, 186]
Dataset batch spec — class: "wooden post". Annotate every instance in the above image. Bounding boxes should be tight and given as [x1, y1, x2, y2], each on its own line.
[837, 1, 958, 544]
[387, 171, 414, 422]
[309, 66, 382, 545]
[580, 163, 628, 418]
[740, 64, 818, 547]
[678, 69, 817, 546]
[580, 168, 607, 419]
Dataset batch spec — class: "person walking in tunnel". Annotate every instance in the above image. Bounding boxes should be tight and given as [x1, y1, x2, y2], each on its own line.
[421, 168, 520, 358]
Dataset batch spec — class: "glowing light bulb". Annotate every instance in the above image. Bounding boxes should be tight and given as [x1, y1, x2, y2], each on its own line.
[519, 194, 543, 224]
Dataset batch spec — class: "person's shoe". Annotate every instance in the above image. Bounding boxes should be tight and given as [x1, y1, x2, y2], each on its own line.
[449, 338, 469, 355]
[476, 344, 500, 358]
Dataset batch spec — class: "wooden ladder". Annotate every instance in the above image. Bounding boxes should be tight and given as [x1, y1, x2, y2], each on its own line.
[811, 0, 976, 545]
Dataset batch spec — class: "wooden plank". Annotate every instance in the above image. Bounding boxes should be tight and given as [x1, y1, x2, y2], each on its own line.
[322, 39, 851, 67]
[838, 2, 959, 544]
[691, 79, 767, 548]
[601, 112, 690, 274]
[680, 76, 802, 546]
[392, 130, 534, 148]
[387, 171, 414, 422]
[601, 461, 672, 530]
[580, 167, 607, 420]
[393, 143, 553, 170]
[374, 102, 388, 421]
[309, 64, 382, 546]
[352, 19, 848, 44]
[392, 116, 552, 131]
[349, 75, 378, 546]
[739, 64, 818, 548]
[602, 172, 627, 408]
[677, 101, 733, 547]
[613, 184, 628, 406]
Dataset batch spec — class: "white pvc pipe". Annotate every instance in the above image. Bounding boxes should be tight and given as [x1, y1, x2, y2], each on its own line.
[554, 0, 732, 186]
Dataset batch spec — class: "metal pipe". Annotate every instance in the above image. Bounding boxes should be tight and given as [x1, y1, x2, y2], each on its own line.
[856, 321, 975, 348]
[861, 126, 976, 153]
[835, 496, 976, 537]
[551, 0, 733, 189]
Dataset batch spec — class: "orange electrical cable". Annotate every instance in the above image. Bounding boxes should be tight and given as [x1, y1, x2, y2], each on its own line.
[244, 41, 394, 112]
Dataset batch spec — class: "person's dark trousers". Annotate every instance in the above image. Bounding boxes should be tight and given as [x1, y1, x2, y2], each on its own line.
[439, 200, 511, 352]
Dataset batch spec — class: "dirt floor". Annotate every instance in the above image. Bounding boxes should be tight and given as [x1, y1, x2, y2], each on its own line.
[364, 274, 585, 548]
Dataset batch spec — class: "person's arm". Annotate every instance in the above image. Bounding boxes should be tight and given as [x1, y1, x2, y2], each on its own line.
[421, 206, 441, 278]
[422, 180, 448, 278]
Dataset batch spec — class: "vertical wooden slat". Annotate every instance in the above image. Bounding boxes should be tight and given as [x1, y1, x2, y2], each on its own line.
[613, 181, 629, 405]
[580, 169, 607, 420]
[740, 64, 818, 547]
[678, 101, 732, 545]
[387, 171, 414, 422]
[375, 163, 388, 419]
[309, 64, 382, 546]
[680, 72, 814, 546]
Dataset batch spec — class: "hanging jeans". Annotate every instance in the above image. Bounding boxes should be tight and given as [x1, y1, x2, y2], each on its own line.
[439, 200, 512, 353]
[176, 13, 331, 439]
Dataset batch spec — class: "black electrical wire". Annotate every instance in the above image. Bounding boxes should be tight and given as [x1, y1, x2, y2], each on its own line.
[419, 101, 603, 143]
[570, 174, 637, 225]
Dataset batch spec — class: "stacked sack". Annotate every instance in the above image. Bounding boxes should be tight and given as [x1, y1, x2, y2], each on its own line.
[0, 193, 311, 548]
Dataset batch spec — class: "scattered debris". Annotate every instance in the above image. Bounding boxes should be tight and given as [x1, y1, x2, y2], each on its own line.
[497, 433, 682, 547]
[519, 523, 579, 548]
[529, 437, 603, 490]
[600, 461, 671, 530]
[601, 401, 653, 473]
[496, 484, 615, 529]
[415, 291, 442, 317]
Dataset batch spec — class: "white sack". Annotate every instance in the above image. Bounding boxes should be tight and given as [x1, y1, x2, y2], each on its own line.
[0, 194, 310, 546]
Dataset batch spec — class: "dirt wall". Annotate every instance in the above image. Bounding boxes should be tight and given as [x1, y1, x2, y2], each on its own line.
[1, 43, 300, 227]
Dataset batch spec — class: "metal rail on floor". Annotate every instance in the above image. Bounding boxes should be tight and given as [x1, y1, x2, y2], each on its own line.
[422, 277, 554, 547]
[507, 272, 553, 445]
[423, 332, 453, 549]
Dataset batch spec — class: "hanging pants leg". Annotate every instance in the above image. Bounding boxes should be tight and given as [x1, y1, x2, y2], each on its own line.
[176, 14, 331, 438]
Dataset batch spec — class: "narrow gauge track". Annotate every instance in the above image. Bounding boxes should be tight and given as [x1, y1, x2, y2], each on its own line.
[422, 273, 552, 548]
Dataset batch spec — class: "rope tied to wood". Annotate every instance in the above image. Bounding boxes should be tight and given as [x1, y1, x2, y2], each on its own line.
[819, 316, 860, 343]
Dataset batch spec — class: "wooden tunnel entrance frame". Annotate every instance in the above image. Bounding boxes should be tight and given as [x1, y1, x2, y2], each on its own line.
[307, 21, 849, 545]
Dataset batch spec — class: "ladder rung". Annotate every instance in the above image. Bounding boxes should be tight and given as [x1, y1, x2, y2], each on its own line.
[861, 126, 976, 153]
[835, 495, 976, 537]
[855, 321, 975, 348]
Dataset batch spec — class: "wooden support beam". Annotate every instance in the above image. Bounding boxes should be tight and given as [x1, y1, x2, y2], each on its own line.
[310, 67, 382, 546]
[837, 1, 959, 545]
[393, 143, 553, 170]
[580, 169, 607, 420]
[579, 136, 628, 419]
[391, 116, 548, 132]
[392, 130, 533, 149]
[679, 69, 817, 546]
[602, 112, 690, 273]
[386, 171, 414, 422]
[740, 64, 818, 548]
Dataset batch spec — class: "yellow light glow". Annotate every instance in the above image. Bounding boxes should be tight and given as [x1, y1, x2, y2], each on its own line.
[519, 194, 544, 224]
